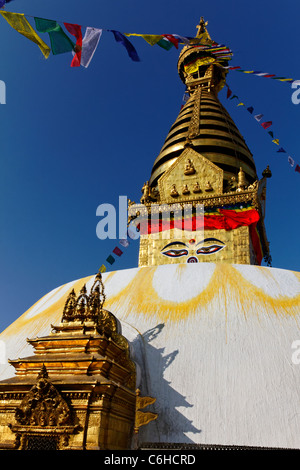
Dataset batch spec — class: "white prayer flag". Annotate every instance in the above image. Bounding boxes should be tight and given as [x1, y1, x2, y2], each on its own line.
[81, 27, 102, 68]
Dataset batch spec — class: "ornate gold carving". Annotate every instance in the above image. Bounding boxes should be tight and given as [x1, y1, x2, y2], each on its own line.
[10, 365, 77, 450]
[158, 148, 223, 205]
[62, 272, 106, 325]
[262, 165, 272, 178]
[205, 181, 213, 192]
[187, 86, 201, 139]
[193, 182, 201, 193]
[170, 184, 179, 197]
[236, 167, 247, 192]
[182, 184, 190, 195]
[134, 389, 157, 434]
[184, 158, 196, 175]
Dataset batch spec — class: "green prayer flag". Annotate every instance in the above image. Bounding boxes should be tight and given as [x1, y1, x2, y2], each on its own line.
[34, 17, 74, 55]
[156, 37, 173, 50]
[106, 255, 115, 265]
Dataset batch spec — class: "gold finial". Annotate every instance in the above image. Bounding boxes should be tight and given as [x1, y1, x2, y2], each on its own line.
[196, 16, 211, 40]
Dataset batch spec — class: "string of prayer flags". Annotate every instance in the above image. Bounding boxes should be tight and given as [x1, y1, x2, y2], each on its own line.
[0, 11, 51, 58]
[80, 27, 102, 68]
[226, 66, 294, 83]
[110, 30, 140, 62]
[226, 84, 300, 176]
[98, 236, 132, 273]
[34, 17, 75, 55]
[64, 22, 82, 67]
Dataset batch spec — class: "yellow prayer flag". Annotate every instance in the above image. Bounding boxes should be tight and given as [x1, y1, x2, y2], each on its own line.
[0, 11, 50, 58]
[272, 139, 279, 145]
[125, 33, 162, 46]
[237, 102, 245, 106]
[99, 264, 107, 273]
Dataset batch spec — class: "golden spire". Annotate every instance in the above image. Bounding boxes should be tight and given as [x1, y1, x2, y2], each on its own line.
[196, 16, 211, 40]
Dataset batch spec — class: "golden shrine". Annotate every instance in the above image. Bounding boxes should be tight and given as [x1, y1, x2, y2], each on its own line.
[0, 273, 156, 449]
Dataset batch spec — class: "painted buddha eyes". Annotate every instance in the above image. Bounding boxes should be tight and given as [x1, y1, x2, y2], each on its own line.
[161, 239, 225, 260]
[161, 248, 189, 258]
[196, 244, 224, 255]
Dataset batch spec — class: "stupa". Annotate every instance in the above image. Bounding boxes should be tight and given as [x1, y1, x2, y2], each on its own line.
[0, 18, 299, 451]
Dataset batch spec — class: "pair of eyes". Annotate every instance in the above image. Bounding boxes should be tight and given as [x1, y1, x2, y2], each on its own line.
[162, 244, 224, 257]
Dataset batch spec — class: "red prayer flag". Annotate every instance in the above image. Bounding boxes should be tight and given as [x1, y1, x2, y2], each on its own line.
[226, 87, 232, 99]
[261, 121, 272, 129]
[113, 246, 123, 256]
[295, 164, 300, 173]
[162, 34, 179, 49]
[64, 22, 82, 67]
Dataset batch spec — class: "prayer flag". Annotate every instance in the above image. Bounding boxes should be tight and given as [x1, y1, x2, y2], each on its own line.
[162, 34, 178, 49]
[237, 102, 245, 106]
[272, 139, 279, 145]
[0, 12, 50, 58]
[295, 164, 300, 173]
[268, 131, 274, 138]
[261, 121, 272, 129]
[64, 22, 82, 67]
[34, 17, 75, 55]
[106, 254, 115, 265]
[288, 156, 295, 167]
[254, 114, 263, 121]
[277, 147, 286, 153]
[247, 106, 254, 114]
[230, 94, 238, 100]
[226, 88, 232, 99]
[119, 239, 130, 248]
[171, 34, 190, 45]
[80, 27, 102, 67]
[125, 33, 162, 46]
[113, 246, 123, 256]
[157, 37, 174, 50]
[99, 264, 106, 273]
[111, 30, 140, 62]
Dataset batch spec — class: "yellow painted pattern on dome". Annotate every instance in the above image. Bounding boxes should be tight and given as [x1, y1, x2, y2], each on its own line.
[1, 276, 92, 339]
[1, 266, 299, 343]
[103, 264, 300, 324]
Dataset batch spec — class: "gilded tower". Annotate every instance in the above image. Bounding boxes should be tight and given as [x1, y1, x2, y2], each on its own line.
[132, 18, 271, 267]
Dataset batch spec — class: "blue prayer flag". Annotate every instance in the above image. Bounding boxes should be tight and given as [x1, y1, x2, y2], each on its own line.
[111, 30, 140, 62]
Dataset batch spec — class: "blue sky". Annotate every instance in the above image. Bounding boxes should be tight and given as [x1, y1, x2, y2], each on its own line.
[0, 0, 299, 331]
